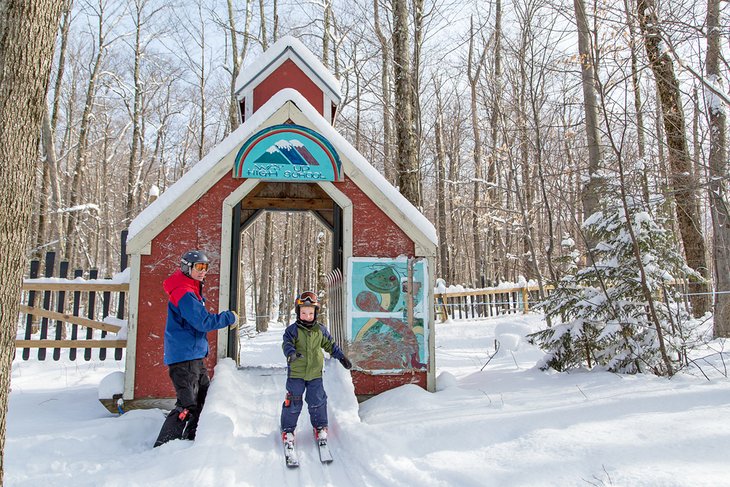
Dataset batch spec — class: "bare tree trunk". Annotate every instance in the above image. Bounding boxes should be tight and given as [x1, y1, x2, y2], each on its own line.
[601, 107, 676, 375]
[316, 230, 327, 317]
[280, 213, 292, 324]
[259, 0, 268, 50]
[373, 0, 394, 183]
[40, 110, 64, 249]
[705, 0, 730, 336]
[573, 0, 604, 247]
[226, 0, 251, 132]
[468, 16, 487, 287]
[256, 212, 274, 332]
[434, 79, 449, 279]
[637, 0, 710, 316]
[354, 49, 362, 150]
[519, 35, 531, 280]
[35, 0, 71, 257]
[197, 4, 206, 162]
[0, 0, 64, 478]
[126, 0, 144, 226]
[487, 0, 502, 283]
[249, 231, 258, 327]
[51, 0, 72, 133]
[531, 84, 556, 287]
[623, 0, 649, 205]
[322, 0, 331, 68]
[411, 0, 424, 169]
[66, 1, 108, 262]
[447, 141, 458, 283]
[392, 0, 421, 207]
[101, 115, 112, 273]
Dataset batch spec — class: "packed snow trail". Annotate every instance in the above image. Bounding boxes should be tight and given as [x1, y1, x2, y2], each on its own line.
[8, 316, 730, 486]
[195, 359, 372, 486]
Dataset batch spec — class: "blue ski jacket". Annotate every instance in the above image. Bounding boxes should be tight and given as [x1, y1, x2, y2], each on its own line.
[163, 269, 236, 365]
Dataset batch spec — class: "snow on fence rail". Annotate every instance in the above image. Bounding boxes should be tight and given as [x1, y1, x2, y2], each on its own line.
[433, 284, 551, 321]
[16, 250, 129, 361]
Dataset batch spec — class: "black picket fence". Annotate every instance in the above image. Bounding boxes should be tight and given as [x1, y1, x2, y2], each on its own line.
[17, 233, 129, 361]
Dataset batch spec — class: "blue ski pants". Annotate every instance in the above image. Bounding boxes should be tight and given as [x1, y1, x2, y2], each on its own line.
[280, 377, 328, 432]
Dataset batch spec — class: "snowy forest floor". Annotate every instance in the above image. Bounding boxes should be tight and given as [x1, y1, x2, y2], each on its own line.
[7, 314, 730, 486]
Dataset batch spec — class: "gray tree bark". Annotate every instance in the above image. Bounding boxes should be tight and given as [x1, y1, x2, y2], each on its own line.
[392, 0, 421, 207]
[705, 0, 730, 336]
[256, 213, 274, 332]
[467, 16, 487, 287]
[573, 0, 604, 248]
[637, 0, 710, 317]
[66, 0, 107, 262]
[226, 0, 251, 132]
[434, 78, 449, 279]
[0, 0, 64, 480]
[373, 0, 394, 183]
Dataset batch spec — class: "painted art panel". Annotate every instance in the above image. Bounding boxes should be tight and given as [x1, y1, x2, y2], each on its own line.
[347, 257, 428, 371]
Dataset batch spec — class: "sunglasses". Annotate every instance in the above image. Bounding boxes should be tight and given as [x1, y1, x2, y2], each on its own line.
[192, 262, 209, 272]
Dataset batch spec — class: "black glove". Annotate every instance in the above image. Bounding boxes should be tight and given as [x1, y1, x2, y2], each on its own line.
[339, 356, 352, 370]
[287, 352, 302, 364]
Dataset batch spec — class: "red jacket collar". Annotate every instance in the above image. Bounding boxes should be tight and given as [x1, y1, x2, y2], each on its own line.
[163, 269, 203, 306]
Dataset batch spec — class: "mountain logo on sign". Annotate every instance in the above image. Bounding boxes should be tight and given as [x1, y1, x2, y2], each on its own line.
[254, 139, 320, 166]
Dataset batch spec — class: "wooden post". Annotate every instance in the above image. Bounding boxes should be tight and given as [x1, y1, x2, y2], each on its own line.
[116, 229, 128, 360]
[38, 251, 56, 360]
[53, 260, 69, 360]
[100, 287, 111, 360]
[70, 268, 83, 361]
[85, 269, 98, 361]
[522, 286, 530, 314]
[22, 259, 40, 360]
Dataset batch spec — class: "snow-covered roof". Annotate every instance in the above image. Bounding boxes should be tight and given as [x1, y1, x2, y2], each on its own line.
[234, 36, 341, 103]
[127, 88, 437, 252]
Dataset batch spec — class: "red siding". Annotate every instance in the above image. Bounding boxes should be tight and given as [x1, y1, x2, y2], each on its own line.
[337, 176, 415, 258]
[253, 59, 324, 116]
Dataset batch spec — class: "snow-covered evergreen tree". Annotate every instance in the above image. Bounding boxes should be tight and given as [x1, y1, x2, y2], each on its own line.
[529, 200, 701, 375]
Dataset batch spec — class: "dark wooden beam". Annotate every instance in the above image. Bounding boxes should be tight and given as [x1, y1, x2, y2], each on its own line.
[242, 196, 333, 210]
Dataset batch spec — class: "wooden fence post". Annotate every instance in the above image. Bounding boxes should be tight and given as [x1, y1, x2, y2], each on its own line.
[70, 268, 83, 361]
[85, 269, 98, 361]
[38, 251, 56, 360]
[115, 229, 128, 360]
[522, 286, 530, 314]
[22, 259, 39, 360]
[53, 260, 69, 360]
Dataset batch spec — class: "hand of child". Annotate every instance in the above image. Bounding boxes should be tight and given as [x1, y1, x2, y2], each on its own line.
[339, 356, 352, 369]
[229, 311, 239, 328]
[287, 352, 302, 364]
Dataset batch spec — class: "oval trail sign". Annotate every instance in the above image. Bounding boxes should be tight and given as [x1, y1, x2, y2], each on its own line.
[233, 124, 342, 181]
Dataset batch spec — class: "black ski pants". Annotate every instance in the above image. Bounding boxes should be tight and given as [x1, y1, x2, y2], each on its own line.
[153, 358, 210, 447]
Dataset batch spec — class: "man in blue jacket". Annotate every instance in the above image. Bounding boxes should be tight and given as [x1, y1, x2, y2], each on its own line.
[153, 250, 238, 447]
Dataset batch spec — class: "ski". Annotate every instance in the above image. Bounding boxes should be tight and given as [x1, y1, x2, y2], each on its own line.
[315, 428, 333, 463]
[282, 432, 299, 468]
[317, 439, 333, 463]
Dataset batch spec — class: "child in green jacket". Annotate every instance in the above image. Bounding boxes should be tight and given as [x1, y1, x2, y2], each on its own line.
[280, 291, 352, 445]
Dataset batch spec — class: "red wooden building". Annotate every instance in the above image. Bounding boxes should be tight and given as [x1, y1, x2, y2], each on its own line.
[123, 36, 437, 407]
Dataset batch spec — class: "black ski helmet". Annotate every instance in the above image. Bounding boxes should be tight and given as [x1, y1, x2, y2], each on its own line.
[181, 250, 209, 277]
[295, 291, 320, 321]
